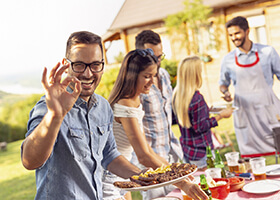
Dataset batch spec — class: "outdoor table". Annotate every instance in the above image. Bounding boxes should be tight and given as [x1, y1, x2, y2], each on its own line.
[166, 170, 280, 199]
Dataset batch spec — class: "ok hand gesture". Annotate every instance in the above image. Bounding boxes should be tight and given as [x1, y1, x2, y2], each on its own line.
[41, 62, 82, 119]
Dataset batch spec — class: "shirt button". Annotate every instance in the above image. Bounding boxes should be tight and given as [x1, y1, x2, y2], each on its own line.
[90, 131, 93, 135]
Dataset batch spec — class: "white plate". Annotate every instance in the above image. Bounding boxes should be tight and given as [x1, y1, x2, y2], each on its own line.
[242, 180, 280, 194]
[116, 168, 197, 192]
[266, 164, 280, 176]
[209, 105, 238, 114]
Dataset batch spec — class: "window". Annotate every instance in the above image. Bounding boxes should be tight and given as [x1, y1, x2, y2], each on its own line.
[247, 15, 267, 44]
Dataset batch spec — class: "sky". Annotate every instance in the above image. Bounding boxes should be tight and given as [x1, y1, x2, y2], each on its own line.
[0, 0, 125, 94]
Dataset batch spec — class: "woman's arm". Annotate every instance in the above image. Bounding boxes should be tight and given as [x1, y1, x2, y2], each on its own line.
[118, 116, 168, 169]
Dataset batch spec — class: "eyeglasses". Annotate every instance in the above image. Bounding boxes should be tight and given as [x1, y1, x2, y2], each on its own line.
[66, 58, 104, 73]
[157, 52, 165, 61]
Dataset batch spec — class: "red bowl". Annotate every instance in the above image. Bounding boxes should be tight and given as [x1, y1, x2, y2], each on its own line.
[209, 178, 230, 200]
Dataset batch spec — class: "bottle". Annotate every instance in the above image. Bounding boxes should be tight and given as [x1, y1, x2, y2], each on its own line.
[244, 157, 252, 173]
[214, 149, 227, 178]
[206, 146, 215, 168]
[200, 174, 213, 200]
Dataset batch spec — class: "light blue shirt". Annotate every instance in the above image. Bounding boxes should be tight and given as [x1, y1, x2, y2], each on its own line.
[139, 68, 183, 162]
[219, 43, 280, 87]
[24, 91, 120, 200]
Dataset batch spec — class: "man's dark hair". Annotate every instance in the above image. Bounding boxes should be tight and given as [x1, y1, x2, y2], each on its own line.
[135, 30, 161, 49]
[65, 31, 103, 58]
[226, 16, 249, 31]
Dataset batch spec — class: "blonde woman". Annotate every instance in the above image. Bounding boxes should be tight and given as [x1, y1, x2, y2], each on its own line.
[172, 56, 233, 170]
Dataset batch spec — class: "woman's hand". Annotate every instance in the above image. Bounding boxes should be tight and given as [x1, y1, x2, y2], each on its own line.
[174, 179, 209, 200]
[219, 107, 234, 119]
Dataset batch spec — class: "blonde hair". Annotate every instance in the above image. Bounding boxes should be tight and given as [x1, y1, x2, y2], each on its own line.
[172, 56, 202, 128]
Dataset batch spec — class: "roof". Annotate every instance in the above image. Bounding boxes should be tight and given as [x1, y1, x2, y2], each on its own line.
[108, 0, 185, 31]
[108, 0, 256, 31]
[103, 0, 256, 41]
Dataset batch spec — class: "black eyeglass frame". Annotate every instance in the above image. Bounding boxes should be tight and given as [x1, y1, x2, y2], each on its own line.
[66, 58, 104, 73]
[157, 52, 165, 61]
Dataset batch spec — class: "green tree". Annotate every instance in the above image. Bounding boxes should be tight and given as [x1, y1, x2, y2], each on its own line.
[165, 0, 214, 55]
[161, 59, 178, 88]
[0, 93, 42, 142]
[114, 51, 124, 64]
[95, 67, 120, 99]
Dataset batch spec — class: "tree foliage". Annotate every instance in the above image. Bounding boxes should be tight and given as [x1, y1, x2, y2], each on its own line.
[165, 0, 214, 55]
[0, 94, 42, 142]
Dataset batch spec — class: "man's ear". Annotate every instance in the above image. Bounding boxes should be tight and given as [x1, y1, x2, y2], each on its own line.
[246, 28, 250, 37]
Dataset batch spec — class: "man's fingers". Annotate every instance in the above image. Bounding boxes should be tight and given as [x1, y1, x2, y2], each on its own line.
[61, 76, 81, 97]
[41, 67, 48, 90]
[49, 62, 61, 84]
[54, 63, 70, 84]
[73, 78, 82, 96]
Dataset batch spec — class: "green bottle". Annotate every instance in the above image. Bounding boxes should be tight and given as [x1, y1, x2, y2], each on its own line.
[206, 146, 215, 168]
[200, 174, 213, 199]
[214, 149, 227, 178]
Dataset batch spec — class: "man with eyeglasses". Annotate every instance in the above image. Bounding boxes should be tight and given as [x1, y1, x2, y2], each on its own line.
[135, 30, 184, 199]
[21, 31, 143, 200]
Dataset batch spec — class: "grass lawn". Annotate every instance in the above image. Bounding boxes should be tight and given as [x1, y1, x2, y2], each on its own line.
[0, 122, 277, 200]
[0, 140, 36, 200]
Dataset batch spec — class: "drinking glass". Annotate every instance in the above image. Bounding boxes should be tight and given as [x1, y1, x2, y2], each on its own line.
[250, 157, 266, 180]
[225, 152, 240, 173]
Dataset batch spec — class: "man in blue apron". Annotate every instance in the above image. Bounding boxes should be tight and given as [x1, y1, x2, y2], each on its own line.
[219, 16, 280, 157]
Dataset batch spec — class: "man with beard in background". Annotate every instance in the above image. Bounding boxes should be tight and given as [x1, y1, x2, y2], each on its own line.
[219, 16, 280, 157]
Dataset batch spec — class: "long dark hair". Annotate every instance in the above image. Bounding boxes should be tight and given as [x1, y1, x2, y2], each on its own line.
[108, 49, 158, 107]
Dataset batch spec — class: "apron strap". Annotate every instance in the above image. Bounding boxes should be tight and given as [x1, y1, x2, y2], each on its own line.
[235, 52, 260, 68]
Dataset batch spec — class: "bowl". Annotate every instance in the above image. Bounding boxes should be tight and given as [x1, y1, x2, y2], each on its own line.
[209, 178, 230, 200]
[228, 177, 245, 192]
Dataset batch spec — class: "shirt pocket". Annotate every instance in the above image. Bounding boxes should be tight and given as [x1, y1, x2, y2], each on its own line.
[96, 124, 111, 155]
[68, 128, 89, 161]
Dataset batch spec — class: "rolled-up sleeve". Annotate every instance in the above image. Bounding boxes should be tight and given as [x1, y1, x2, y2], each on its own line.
[219, 55, 232, 87]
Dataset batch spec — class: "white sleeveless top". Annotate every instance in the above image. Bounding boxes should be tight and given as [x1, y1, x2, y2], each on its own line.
[112, 103, 144, 161]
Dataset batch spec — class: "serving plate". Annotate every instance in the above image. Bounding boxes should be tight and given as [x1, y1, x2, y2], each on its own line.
[116, 168, 197, 192]
[242, 180, 280, 194]
[209, 105, 238, 114]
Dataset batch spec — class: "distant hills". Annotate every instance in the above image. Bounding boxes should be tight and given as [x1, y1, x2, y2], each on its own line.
[0, 90, 30, 108]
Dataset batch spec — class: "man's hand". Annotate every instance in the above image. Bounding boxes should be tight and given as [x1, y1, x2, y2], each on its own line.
[222, 91, 233, 102]
[41, 62, 82, 118]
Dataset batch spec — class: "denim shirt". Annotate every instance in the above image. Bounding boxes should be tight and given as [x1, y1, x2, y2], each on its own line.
[24, 93, 120, 200]
[219, 43, 280, 87]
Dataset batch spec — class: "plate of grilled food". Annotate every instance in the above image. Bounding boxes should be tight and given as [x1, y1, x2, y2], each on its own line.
[113, 163, 197, 191]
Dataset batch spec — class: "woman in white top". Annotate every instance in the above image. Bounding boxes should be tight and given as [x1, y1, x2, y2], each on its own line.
[102, 49, 208, 200]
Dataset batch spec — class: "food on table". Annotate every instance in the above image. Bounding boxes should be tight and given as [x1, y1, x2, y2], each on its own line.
[228, 177, 240, 184]
[113, 163, 197, 188]
[206, 176, 227, 188]
[228, 177, 245, 192]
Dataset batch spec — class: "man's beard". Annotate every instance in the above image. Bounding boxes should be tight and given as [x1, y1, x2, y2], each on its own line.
[233, 37, 245, 48]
